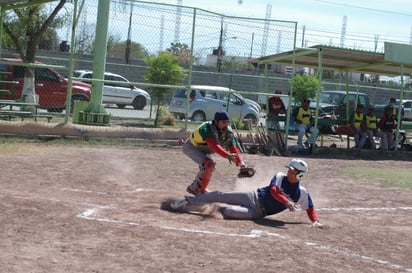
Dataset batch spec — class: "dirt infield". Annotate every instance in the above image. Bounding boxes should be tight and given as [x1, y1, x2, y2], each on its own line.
[0, 142, 411, 273]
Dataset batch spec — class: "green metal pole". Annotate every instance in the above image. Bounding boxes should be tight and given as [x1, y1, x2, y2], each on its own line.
[0, 7, 3, 58]
[87, 0, 110, 113]
[314, 47, 323, 130]
[394, 64, 404, 150]
[184, 8, 196, 129]
[64, 0, 79, 123]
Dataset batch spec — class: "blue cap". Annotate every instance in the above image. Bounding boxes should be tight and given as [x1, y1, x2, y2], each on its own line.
[214, 111, 230, 121]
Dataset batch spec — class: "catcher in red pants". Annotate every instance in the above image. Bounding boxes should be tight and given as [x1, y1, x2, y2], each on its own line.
[182, 111, 246, 195]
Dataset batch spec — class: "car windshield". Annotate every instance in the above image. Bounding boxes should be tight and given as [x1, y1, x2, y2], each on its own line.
[319, 93, 344, 104]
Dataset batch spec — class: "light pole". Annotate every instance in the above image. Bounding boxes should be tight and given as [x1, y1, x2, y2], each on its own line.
[216, 22, 237, 72]
[249, 32, 254, 59]
[125, 2, 133, 64]
[216, 22, 224, 73]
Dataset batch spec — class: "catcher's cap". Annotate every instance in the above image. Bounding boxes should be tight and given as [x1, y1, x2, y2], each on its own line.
[286, 158, 308, 177]
[214, 110, 230, 121]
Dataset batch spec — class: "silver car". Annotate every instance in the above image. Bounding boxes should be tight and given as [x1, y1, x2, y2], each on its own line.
[169, 85, 261, 122]
[73, 70, 151, 110]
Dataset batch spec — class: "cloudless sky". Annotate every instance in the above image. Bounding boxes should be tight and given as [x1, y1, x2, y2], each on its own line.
[158, 0, 412, 50]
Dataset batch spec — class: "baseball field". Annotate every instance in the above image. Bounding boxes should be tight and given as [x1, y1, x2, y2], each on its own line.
[0, 139, 411, 273]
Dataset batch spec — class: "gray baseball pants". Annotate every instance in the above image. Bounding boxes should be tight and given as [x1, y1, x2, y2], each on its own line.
[186, 190, 265, 219]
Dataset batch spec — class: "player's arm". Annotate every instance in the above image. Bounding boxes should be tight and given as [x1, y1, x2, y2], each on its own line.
[270, 185, 298, 211]
[270, 185, 289, 203]
[228, 139, 244, 166]
[205, 138, 230, 158]
[306, 207, 319, 222]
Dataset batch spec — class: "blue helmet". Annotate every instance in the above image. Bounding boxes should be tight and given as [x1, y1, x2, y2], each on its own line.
[214, 111, 230, 121]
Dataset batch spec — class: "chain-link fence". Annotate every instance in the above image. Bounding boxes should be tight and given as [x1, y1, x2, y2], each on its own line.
[1, 0, 408, 127]
[64, 0, 298, 124]
[0, 0, 298, 124]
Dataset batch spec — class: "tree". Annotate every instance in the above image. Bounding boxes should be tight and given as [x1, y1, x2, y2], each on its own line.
[38, 28, 60, 50]
[74, 20, 95, 54]
[2, 0, 68, 103]
[166, 42, 193, 65]
[106, 39, 149, 60]
[288, 74, 322, 104]
[144, 52, 187, 126]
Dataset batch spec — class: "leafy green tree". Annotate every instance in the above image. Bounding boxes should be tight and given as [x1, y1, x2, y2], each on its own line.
[2, 0, 68, 103]
[106, 39, 149, 60]
[144, 52, 187, 126]
[288, 74, 322, 104]
[38, 28, 60, 50]
[3, 1, 68, 61]
[223, 57, 254, 71]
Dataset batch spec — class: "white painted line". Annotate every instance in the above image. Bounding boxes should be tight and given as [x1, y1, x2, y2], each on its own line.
[59, 187, 159, 194]
[317, 207, 412, 211]
[60, 187, 109, 195]
[77, 206, 412, 273]
[131, 188, 159, 193]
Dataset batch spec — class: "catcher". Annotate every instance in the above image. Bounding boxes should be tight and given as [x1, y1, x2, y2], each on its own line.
[182, 110, 253, 196]
[170, 158, 323, 228]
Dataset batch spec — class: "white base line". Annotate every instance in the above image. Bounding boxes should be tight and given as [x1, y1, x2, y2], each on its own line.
[77, 206, 412, 273]
[317, 207, 412, 211]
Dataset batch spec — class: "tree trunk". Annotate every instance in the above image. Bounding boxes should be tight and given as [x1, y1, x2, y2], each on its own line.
[22, 68, 37, 111]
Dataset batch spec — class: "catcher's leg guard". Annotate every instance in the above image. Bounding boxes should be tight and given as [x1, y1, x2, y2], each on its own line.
[187, 158, 216, 195]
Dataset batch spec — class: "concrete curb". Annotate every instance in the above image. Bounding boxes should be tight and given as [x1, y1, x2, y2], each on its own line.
[0, 120, 191, 141]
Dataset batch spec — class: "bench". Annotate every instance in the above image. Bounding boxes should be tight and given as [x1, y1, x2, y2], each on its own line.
[0, 99, 53, 123]
[267, 114, 412, 149]
[0, 110, 53, 123]
[0, 109, 33, 120]
[267, 114, 358, 148]
[30, 114, 54, 122]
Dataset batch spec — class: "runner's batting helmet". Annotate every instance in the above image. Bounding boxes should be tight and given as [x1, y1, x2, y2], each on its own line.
[287, 158, 308, 178]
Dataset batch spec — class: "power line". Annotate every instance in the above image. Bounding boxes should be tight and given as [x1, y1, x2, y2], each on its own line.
[313, 0, 412, 17]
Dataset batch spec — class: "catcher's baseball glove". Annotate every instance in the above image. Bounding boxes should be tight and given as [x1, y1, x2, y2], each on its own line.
[237, 166, 256, 178]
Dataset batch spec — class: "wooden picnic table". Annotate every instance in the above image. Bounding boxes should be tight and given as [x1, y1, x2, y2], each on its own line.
[0, 99, 53, 122]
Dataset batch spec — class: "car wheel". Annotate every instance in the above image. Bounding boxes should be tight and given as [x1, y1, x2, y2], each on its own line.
[116, 104, 126, 109]
[191, 110, 206, 122]
[132, 96, 146, 110]
[244, 114, 257, 124]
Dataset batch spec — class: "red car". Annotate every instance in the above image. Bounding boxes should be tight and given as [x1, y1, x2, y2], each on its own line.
[0, 58, 91, 112]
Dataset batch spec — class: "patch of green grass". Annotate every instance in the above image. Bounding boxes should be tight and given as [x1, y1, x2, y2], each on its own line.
[342, 167, 412, 188]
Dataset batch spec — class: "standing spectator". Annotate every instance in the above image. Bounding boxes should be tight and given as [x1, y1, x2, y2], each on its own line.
[348, 104, 367, 149]
[293, 99, 319, 149]
[378, 105, 397, 150]
[360, 107, 377, 150]
[268, 89, 286, 130]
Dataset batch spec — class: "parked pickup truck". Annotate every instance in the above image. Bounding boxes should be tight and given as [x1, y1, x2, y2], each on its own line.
[374, 99, 410, 120]
[0, 58, 91, 112]
[310, 90, 372, 119]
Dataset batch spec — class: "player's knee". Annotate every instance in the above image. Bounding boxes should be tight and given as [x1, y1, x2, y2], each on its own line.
[202, 158, 216, 171]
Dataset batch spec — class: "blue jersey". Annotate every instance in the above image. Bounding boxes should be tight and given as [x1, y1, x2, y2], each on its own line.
[257, 172, 315, 215]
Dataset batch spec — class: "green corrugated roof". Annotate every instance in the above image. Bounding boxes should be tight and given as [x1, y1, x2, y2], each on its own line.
[250, 44, 412, 76]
